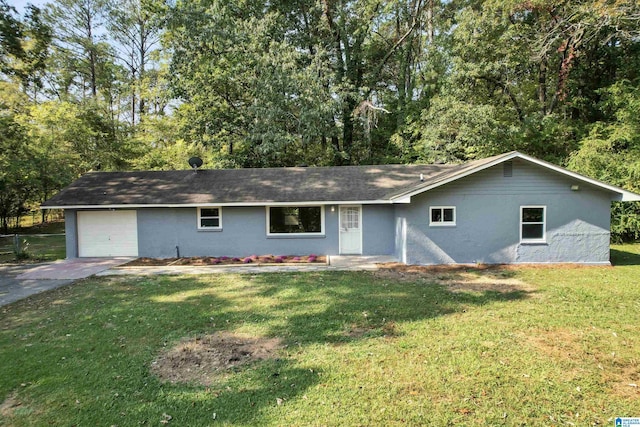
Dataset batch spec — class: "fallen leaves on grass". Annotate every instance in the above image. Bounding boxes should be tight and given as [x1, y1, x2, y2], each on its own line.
[374, 264, 534, 294]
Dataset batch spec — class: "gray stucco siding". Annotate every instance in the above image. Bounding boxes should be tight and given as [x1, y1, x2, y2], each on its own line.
[135, 204, 395, 258]
[63, 204, 396, 258]
[396, 160, 612, 264]
[137, 206, 338, 258]
[362, 205, 395, 255]
[64, 209, 78, 258]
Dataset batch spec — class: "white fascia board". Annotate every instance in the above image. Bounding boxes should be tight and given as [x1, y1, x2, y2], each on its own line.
[393, 196, 412, 204]
[40, 199, 396, 210]
[390, 151, 640, 202]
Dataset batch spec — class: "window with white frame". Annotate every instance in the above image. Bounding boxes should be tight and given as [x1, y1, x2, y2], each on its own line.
[520, 206, 545, 242]
[267, 206, 324, 235]
[429, 206, 456, 226]
[197, 207, 222, 229]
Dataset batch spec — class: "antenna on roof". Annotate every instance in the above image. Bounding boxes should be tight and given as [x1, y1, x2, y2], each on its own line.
[188, 156, 203, 172]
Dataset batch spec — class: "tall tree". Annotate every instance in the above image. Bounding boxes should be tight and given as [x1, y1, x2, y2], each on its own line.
[166, 0, 440, 166]
[0, 81, 34, 232]
[45, 0, 111, 99]
[569, 80, 640, 241]
[166, 0, 335, 167]
[0, 2, 52, 97]
[106, 0, 162, 124]
[0, 0, 26, 76]
[395, 0, 640, 163]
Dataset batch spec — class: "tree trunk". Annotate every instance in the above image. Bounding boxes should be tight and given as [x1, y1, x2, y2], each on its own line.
[331, 135, 341, 165]
[90, 48, 97, 97]
[426, 0, 434, 44]
[138, 19, 146, 118]
[538, 58, 547, 115]
[342, 96, 357, 163]
[87, 10, 97, 98]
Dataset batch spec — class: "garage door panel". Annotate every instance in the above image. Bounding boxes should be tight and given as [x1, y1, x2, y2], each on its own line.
[77, 211, 138, 257]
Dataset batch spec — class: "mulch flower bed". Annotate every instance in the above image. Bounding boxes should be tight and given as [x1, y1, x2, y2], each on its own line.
[124, 254, 325, 267]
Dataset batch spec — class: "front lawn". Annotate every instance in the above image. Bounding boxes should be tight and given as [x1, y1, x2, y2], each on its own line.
[1, 246, 639, 426]
[0, 234, 66, 263]
[0, 221, 66, 263]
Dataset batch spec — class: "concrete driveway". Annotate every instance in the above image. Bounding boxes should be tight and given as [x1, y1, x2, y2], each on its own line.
[0, 258, 133, 306]
[0, 264, 74, 307]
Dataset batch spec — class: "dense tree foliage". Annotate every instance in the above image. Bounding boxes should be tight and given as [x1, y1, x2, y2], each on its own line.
[1, 0, 639, 239]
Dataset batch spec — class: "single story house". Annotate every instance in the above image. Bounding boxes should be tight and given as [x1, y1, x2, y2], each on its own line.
[42, 151, 640, 265]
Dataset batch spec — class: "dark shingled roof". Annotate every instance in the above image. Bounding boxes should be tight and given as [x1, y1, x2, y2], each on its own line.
[41, 154, 511, 207]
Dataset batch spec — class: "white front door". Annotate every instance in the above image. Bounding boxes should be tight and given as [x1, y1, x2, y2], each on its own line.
[339, 205, 362, 255]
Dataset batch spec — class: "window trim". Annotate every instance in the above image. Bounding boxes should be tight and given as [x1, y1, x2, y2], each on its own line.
[429, 206, 456, 227]
[197, 206, 222, 230]
[266, 205, 325, 237]
[520, 205, 546, 243]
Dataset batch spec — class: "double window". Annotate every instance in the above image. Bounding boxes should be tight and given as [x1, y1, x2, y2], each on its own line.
[429, 206, 456, 226]
[267, 206, 324, 236]
[197, 207, 222, 230]
[520, 206, 546, 242]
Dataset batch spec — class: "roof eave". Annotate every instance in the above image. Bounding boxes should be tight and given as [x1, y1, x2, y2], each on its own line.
[40, 199, 401, 210]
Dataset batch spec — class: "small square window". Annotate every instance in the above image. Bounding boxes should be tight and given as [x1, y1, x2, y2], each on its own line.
[198, 207, 222, 230]
[430, 206, 456, 226]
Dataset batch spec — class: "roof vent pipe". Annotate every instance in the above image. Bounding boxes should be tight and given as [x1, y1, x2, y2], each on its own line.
[420, 173, 424, 182]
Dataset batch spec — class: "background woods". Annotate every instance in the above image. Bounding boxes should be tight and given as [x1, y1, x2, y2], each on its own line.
[1, 0, 639, 238]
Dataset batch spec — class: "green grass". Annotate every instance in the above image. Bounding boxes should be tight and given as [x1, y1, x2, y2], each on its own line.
[0, 221, 66, 263]
[1, 245, 639, 426]
[15, 220, 65, 235]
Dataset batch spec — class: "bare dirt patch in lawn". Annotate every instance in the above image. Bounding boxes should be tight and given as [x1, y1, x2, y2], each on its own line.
[524, 328, 640, 398]
[606, 365, 640, 399]
[0, 391, 23, 417]
[523, 327, 584, 361]
[151, 332, 283, 386]
[343, 321, 398, 340]
[374, 264, 535, 294]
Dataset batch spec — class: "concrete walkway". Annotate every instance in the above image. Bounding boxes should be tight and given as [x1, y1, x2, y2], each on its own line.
[97, 255, 397, 276]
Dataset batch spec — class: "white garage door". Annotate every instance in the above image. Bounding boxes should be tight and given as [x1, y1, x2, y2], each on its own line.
[77, 211, 138, 257]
